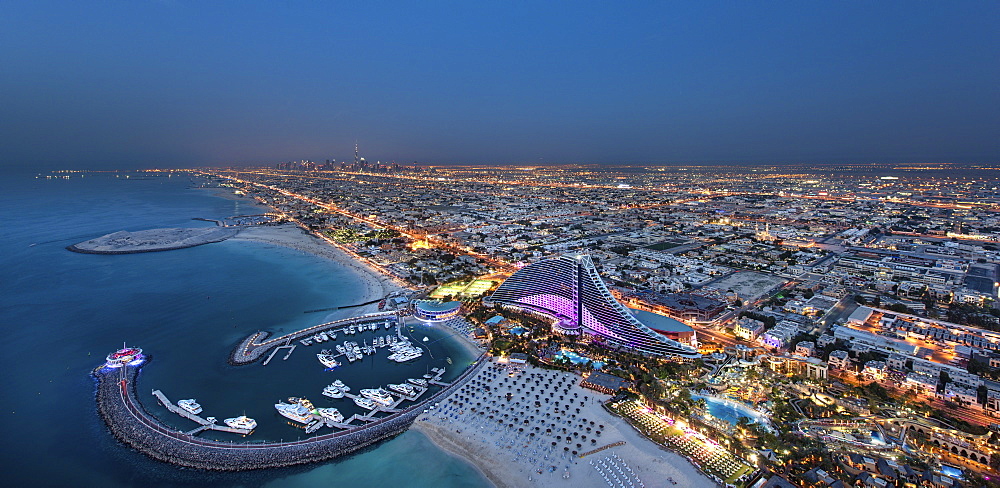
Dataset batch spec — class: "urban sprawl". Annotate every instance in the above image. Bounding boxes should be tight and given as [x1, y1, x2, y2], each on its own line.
[188, 161, 1000, 488]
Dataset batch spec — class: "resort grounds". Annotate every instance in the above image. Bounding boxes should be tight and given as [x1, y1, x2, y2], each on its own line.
[610, 400, 755, 486]
[413, 360, 717, 488]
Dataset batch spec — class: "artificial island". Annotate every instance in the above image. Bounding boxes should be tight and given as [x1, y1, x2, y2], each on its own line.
[87, 161, 1000, 488]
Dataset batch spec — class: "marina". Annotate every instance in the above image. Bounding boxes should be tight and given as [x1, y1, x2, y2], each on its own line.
[93, 346, 486, 471]
[230, 311, 402, 366]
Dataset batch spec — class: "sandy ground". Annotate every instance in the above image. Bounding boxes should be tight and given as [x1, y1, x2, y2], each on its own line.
[412, 360, 719, 488]
[232, 224, 406, 322]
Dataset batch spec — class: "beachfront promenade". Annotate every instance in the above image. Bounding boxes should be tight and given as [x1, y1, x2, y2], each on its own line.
[93, 352, 486, 471]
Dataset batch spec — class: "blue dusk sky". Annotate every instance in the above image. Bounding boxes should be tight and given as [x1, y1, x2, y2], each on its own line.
[1, 1, 997, 170]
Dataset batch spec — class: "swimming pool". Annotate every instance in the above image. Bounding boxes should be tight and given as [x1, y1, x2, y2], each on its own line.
[509, 326, 528, 336]
[554, 350, 605, 369]
[693, 394, 771, 431]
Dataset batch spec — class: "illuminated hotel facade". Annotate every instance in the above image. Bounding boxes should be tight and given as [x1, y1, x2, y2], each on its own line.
[488, 254, 699, 358]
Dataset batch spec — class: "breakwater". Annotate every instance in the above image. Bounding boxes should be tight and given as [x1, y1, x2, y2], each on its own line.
[229, 311, 400, 365]
[94, 352, 486, 471]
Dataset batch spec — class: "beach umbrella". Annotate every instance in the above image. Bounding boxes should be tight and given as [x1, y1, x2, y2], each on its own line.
[591, 439, 597, 445]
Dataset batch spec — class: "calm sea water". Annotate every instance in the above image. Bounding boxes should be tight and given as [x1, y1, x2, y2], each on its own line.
[0, 172, 488, 487]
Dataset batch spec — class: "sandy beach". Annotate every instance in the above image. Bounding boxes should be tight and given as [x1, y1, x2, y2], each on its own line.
[412, 360, 719, 488]
[232, 224, 406, 322]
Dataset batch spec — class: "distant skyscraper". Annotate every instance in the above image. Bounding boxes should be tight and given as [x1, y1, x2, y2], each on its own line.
[489, 254, 699, 357]
[355, 141, 359, 167]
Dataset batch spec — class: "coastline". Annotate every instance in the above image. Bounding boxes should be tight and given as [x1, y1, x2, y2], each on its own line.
[412, 421, 507, 488]
[231, 224, 405, 321]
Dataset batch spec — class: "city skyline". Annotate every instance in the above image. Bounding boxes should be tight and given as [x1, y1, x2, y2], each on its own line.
[2, 2, 999, 171]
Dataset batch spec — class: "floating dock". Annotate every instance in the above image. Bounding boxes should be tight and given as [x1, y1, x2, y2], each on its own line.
[151, 389, 253, 435]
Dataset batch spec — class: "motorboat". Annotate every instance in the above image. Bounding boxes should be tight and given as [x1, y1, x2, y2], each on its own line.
[322, 384, 344, 398]
[387, 383, 416, 396]
[224, 415, 257, 430]
[360, 388, 394, 406]
[407, 378, 428, 387]
[275, 398, 314, 423]
[316, 407, 344, 423]
[333, 379, 349, 391]
[177, 399, 203, 415]
[353, 396, 377, 410]
[317, 351, 340, 369]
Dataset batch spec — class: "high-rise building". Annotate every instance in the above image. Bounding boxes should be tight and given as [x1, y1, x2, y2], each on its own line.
[489, 254, 699, 358]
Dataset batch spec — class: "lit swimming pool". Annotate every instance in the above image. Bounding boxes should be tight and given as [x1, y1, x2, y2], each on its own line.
[554, 350, 604, 369]
[509, 326, 528, 336]
[693, 394, 771, 431]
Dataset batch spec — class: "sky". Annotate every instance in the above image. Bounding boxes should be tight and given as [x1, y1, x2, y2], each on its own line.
[1, 1, 998, 170]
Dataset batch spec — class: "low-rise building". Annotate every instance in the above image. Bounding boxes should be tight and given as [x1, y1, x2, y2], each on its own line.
[795, 341, 815, 357]
[904, 371, 938, 394]
[828, 350, 851, 370]
[734, 317, 766, 341]
[863, 360, 888, 381]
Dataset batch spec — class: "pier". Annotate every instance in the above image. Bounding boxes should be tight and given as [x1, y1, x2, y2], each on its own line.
[262, 344, 295, 366]
[151, 389, 253, 435]
[230, 311, 401, 366]
[93, 351, 486, 471]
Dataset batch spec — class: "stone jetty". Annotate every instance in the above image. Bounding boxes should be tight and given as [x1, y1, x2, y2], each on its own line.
[229, 311, 400, 365]
[68, 227, 238, 254]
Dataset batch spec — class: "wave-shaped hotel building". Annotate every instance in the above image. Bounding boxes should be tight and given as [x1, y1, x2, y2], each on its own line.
[488, 254, 699, 358]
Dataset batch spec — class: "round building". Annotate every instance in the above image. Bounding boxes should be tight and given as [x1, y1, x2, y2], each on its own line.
[412, 300, 462, 322]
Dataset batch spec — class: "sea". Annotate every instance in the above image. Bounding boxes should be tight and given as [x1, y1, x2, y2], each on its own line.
[0, 171, 489, 487]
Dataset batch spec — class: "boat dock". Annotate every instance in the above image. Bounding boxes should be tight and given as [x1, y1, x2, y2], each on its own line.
[303, 367, 448, 433]
[230, 311, 402, 366]
[262, 344, 296, 366]
[152, 389, 253, 436]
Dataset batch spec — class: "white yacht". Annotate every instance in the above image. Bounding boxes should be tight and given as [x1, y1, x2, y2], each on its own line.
[353, 344, 362, 358]
[389, 348, 423, 362]
[274, 397, 314, 423]
[177, 399, 203, 415]
[360, 388, 394, 406]
[317, 351, 340, 369]
[387, 383, 416, 396]
[320, 332, 329, 342]
[333, 379, 349, 391]
[224, 415, 257, 430]
[407, 378, 428, 387]
[336, 344, 346, 354]
[316, 407, 344, 423]
[322, 384, 344, 398]
[353, 396, 377, 410]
